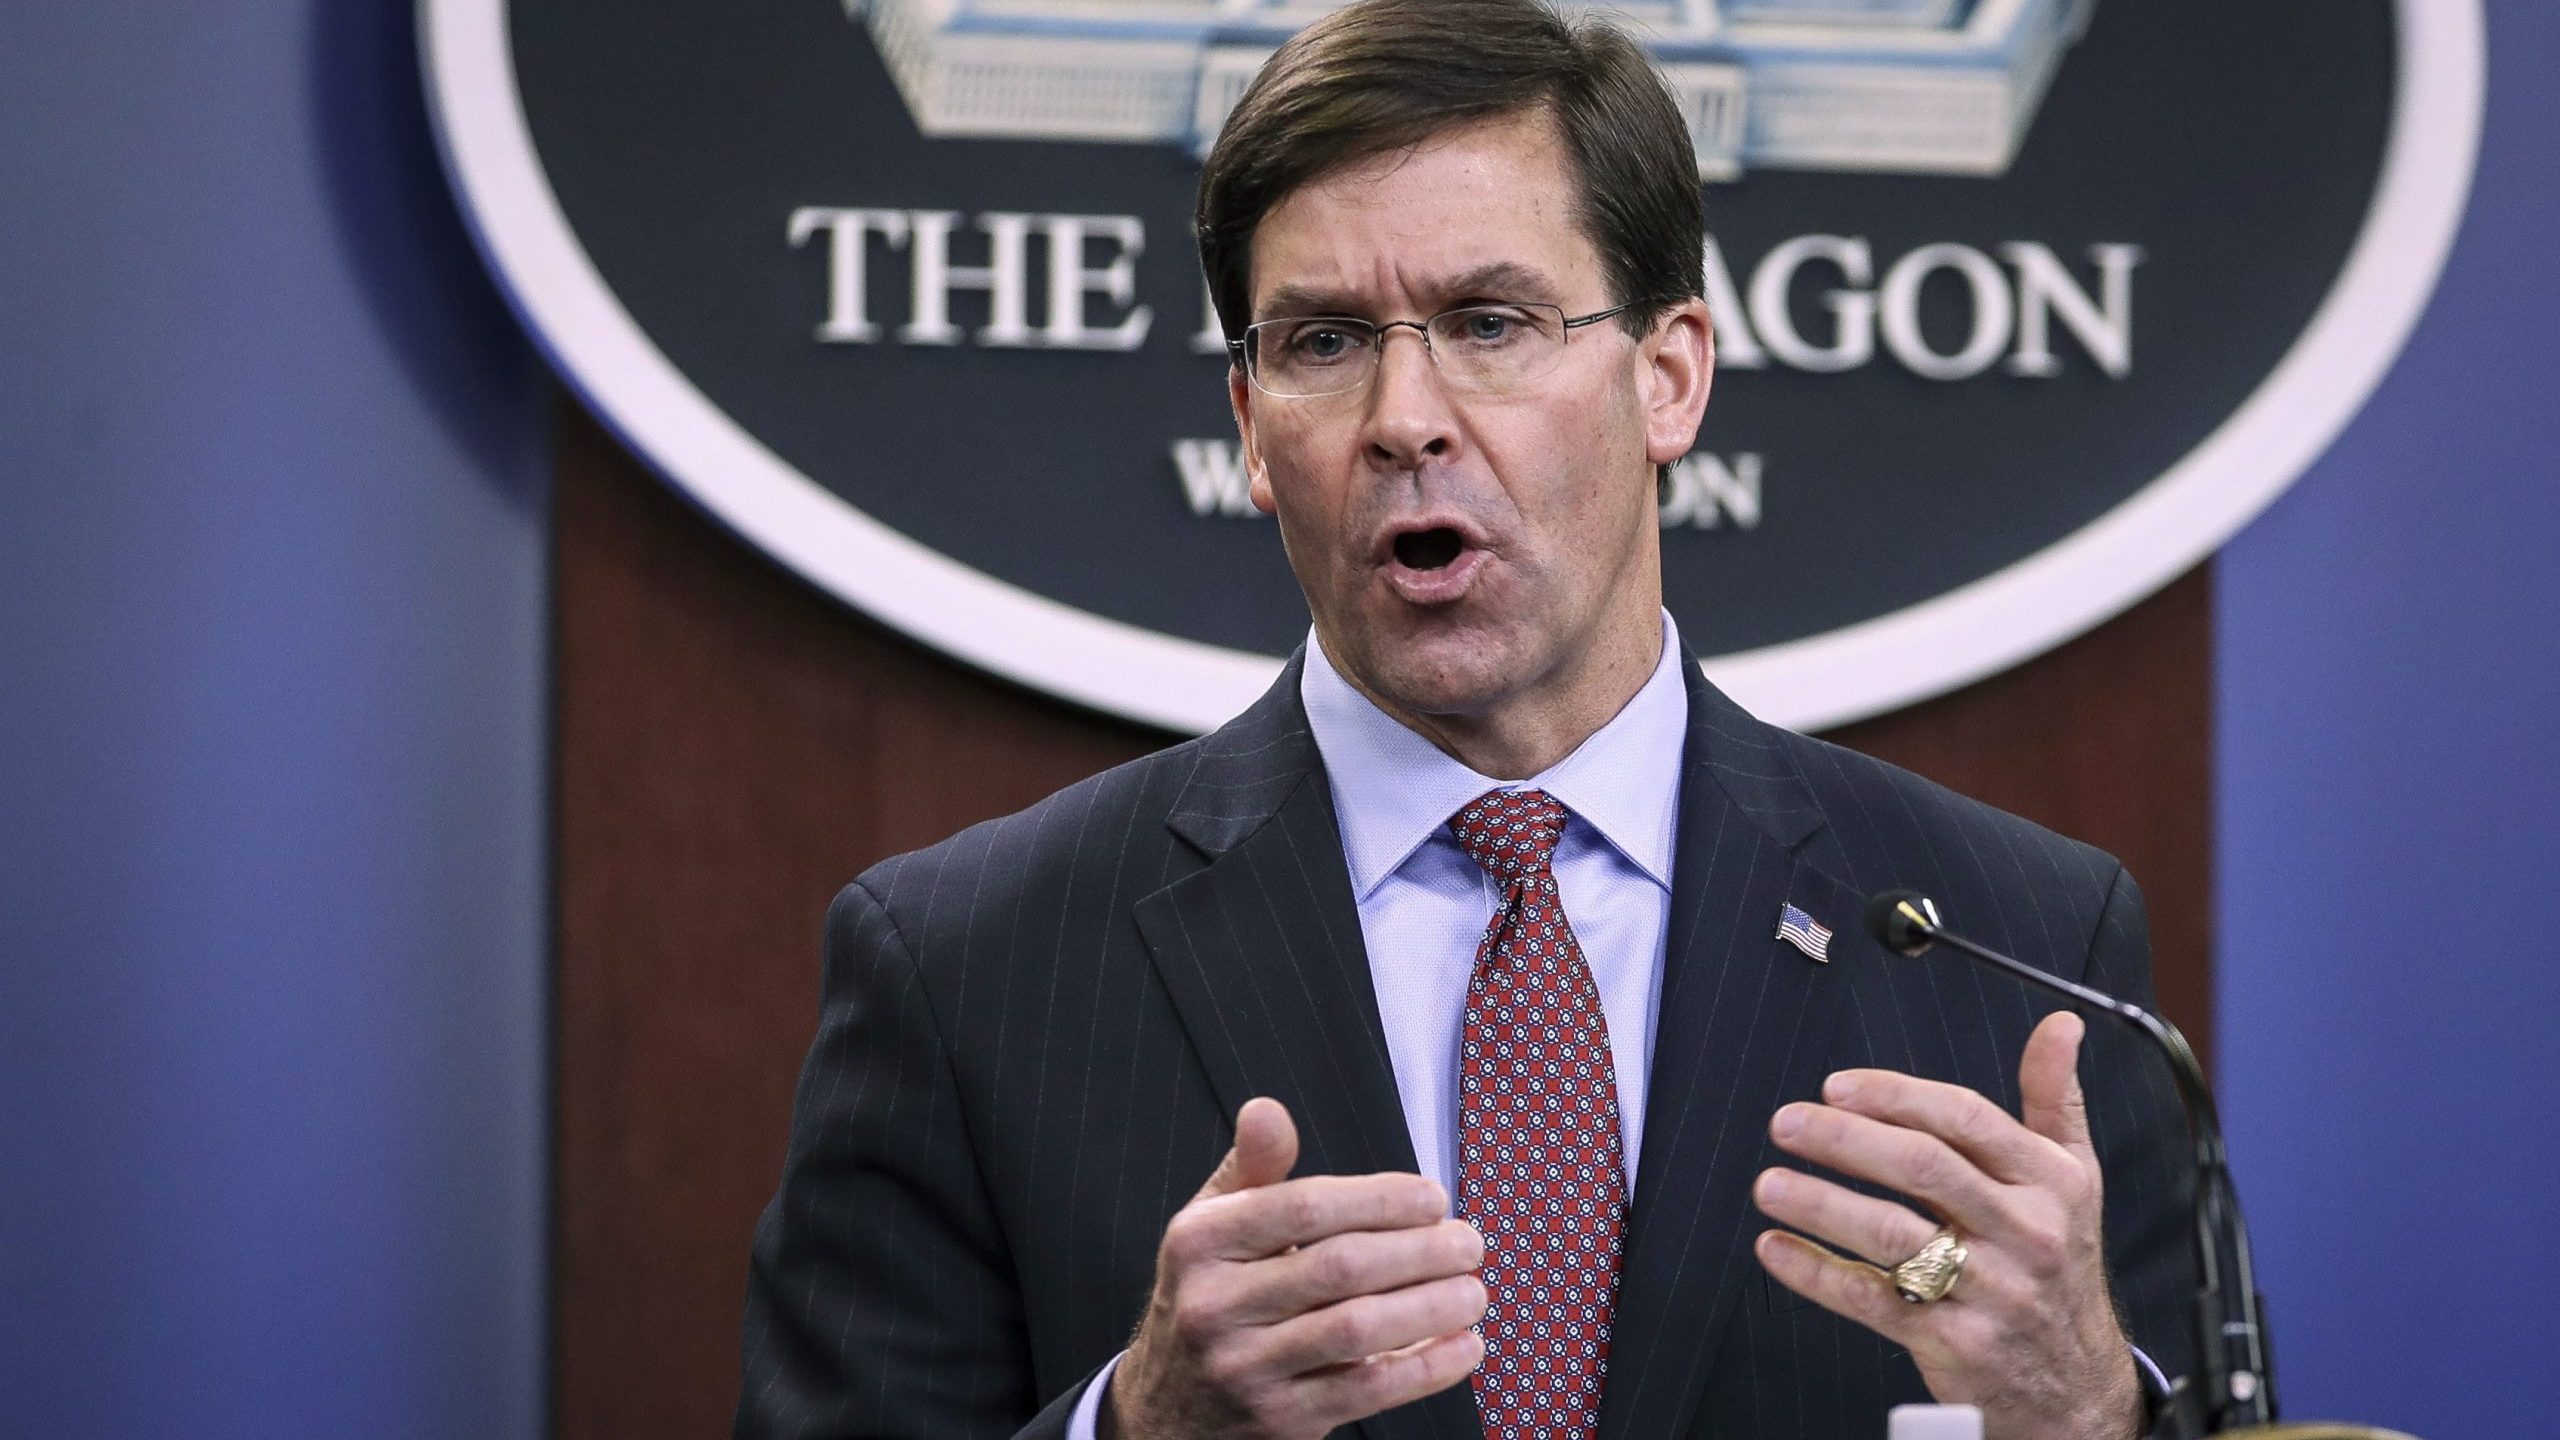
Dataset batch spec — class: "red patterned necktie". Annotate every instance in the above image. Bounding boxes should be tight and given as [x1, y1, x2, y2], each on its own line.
[1448, 787, 1627, 1440]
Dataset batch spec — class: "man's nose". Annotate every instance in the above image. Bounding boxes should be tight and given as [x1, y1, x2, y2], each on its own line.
[1362, 324, 1459, 468]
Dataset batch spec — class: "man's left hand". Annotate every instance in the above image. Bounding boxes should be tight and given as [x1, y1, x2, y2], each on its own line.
[1751, 1011, 2145, 1440]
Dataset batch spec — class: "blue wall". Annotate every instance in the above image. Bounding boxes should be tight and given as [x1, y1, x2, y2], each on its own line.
[0, 5, 549, 1439]
[4, 1, 2552, 1437]
[2216, 6, 2560, 1436]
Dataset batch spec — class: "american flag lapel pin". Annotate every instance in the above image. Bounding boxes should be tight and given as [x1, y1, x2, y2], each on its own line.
[1776, 902, 1833, 963]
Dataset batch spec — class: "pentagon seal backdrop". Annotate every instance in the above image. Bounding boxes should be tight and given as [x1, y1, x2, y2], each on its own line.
[424, 0, 2479, 731]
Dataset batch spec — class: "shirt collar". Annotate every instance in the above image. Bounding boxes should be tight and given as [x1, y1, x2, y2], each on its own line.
[1301, 613, 1689, 900]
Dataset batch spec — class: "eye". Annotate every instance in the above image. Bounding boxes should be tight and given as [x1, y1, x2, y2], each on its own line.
[1280, 321, 1369, 365]
[1447, 305, 1538, 348]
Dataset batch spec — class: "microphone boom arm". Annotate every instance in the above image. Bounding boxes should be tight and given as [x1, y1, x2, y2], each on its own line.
[1867, 892, 2273, 1436]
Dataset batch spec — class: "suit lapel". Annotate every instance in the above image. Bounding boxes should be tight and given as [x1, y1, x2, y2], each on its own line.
[1133, 658, 1480, 1440]
[1136, 761, 1416, 1182]
[1596, 663, 1866, 1440]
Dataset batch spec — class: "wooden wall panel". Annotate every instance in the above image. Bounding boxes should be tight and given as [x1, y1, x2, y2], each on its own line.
[550, 404, 1165, 1440]
[1827, 567, 2215, 1068]
[551, 400, 2211, 1437]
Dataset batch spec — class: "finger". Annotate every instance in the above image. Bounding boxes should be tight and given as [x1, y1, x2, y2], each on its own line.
[1260, 1271, 1489, 1376]
[1769, 1102, 2008, 1237]
[2018, 1011, 2095, 1161]
[1753, 1229, 1914, 1342]
[1186, 1172, 1451, 1261]
[1298, 1328, 1485, 1430]
[1196, 1096, 1300, 1202]
[1753, 1167, 1940, 1271]
[1818, 1068, 2066, 1186]
[1230, 1218, 1484, 1324]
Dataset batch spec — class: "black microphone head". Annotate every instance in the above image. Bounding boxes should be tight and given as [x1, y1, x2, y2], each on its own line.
[1864, 890, 1940, 956]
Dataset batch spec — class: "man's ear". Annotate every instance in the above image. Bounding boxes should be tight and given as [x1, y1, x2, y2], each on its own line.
[1641, 298, 1715, 472]
[1230, 361, 1278, 515]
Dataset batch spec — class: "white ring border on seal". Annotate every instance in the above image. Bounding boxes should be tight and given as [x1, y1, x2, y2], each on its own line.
[418, 1, 2484, 735]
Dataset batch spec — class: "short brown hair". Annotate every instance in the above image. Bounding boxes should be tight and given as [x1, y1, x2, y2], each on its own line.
[1195, 0, 1705, 345]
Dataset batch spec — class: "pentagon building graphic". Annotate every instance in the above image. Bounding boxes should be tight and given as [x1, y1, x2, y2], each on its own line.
[845, 0, 2099, 179]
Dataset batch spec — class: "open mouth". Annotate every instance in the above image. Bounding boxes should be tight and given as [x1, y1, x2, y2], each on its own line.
[1376, 519, 1487, 604]
[1391, 527, 1467, 572]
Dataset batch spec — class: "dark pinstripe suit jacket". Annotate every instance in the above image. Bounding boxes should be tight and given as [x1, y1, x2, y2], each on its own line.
[737, 653, 2196, 1440]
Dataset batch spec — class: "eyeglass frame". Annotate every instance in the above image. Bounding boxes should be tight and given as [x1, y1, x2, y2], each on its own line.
[1224, 299, 1650, 399]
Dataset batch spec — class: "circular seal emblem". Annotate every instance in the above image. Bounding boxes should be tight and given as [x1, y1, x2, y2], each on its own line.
[423, 0, 2480, 732]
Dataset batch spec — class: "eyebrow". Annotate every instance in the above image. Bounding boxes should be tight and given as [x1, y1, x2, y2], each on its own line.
[1255, 261, 1567, 322]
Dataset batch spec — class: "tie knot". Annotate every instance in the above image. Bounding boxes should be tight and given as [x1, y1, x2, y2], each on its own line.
[1448, 788, 1568, 883]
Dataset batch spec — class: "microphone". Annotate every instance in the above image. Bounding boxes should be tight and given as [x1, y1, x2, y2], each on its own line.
[1862, 890, 2274, 1438]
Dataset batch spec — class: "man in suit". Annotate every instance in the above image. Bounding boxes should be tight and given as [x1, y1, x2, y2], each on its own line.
[737, 1, 2196, 1437]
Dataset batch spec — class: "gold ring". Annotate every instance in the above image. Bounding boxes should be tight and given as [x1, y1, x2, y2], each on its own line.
[1890, 1228, 1967, 1304]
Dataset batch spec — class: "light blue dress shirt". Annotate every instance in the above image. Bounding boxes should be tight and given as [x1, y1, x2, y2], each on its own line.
[1298, 613, 1688, 1202]
[1065, 615, 1689, 1440]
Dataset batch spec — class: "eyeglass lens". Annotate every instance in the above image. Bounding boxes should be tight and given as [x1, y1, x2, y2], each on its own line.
[1250, 304, 1571, 398]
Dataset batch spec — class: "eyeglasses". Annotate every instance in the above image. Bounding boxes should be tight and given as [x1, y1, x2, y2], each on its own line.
[1229, 301, 1644, 399]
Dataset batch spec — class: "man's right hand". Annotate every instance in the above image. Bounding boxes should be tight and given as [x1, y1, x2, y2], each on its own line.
[1104, 1097, 1488, 1440]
